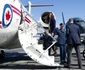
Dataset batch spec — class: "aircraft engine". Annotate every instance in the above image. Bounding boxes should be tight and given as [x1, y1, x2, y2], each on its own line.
[40, 11, 56, 28]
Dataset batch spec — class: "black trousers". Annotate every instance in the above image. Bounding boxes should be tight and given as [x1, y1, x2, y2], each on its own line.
[66, 44, 82, 68]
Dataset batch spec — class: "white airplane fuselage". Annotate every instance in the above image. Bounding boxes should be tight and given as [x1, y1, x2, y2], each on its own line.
[0, 0, 31, 47]
[0, 0, 21, 47]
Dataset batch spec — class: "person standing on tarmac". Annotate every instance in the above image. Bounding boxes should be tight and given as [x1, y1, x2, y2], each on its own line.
[52, 23, 66, 64]
[64, 18, 82, 69]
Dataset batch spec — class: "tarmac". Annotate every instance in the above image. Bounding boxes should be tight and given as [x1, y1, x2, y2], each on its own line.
[0, 45, 85, 70]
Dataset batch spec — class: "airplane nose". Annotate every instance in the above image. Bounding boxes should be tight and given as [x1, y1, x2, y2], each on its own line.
[74, 20, 85, 33]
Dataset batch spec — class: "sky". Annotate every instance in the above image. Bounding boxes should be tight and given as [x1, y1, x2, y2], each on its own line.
[20, 0, 85, 26]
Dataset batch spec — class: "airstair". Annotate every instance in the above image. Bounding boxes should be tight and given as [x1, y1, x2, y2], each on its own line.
[18, 9, 59, 66]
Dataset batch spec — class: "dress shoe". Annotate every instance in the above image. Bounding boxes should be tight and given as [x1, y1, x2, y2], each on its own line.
[64, 64, 70, 68]
[79, 66, 82, 69]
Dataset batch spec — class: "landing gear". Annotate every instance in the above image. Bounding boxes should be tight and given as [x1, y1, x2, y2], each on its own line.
[0, 50, 5, 59]
[83, 50, 85, 59]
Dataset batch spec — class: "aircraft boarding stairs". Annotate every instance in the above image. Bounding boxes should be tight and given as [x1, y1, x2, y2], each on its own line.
[18, 12, 59, 67]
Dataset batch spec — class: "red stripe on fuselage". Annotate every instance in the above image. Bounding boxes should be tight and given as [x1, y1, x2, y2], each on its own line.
[10, 4, 21, 13]
[25, 19, 30, 23]
[12, 9, 21, 16]
[10, 4, 31, 23]
[25, 16, 31, 23]
[0, 21, 2, 24]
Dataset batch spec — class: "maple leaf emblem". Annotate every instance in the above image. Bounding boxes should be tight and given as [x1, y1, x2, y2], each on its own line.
[5, 10, 11, 21]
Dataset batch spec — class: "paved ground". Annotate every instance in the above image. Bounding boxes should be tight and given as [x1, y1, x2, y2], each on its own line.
[0, 45, 85, 70]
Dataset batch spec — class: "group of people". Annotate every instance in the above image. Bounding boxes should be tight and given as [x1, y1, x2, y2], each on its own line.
[52, 18, 82, 69]
[41, 12, 82, 69]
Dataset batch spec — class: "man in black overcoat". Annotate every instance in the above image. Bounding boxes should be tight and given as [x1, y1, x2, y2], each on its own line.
[65, 18, 82, 69]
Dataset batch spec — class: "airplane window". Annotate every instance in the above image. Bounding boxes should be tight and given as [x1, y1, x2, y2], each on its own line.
[75, 20, 84, 22]
[80, 20, 84, 22]
[75, 20, 80, 22]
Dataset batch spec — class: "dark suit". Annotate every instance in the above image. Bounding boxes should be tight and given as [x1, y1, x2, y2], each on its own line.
[53, 28, 66, 64]
[66, 23, 81, 45]
[49, 19, 56, 33]
[66, 23, 82, 68]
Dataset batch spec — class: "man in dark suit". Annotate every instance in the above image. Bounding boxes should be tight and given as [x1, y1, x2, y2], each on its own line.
[65, 18, 82, 69]
[52, 23, 66, 64]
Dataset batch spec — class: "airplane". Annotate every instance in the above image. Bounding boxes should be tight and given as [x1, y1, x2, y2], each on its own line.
[0, 0, 59, 67]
